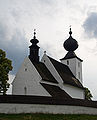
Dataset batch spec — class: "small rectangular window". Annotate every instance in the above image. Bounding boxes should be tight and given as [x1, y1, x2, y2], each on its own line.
[78, 72, 80, 79]
[78, 62, 80, 67]
[67, 60, 69, 65]
[25, 68, 27, 71]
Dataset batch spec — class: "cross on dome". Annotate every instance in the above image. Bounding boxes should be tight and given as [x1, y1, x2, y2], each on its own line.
[69, 26, 72, 36]
[33, 29, 36, 39]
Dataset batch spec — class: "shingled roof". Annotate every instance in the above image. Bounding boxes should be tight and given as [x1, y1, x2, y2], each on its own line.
[41, 83, 72, 99]
[33, 62, 58, 83]
[48, 56, 84, 89]
[61, 51, 83, 62]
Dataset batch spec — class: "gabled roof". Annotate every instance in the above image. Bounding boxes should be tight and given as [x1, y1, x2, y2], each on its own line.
[48, 56, 84, 89]
[41, 83, 72, 99]
[33, 61, 58, 84]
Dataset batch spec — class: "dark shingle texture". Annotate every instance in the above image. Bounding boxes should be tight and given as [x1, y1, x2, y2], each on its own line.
[0, 95, 97, 108]
[41, 83, 72, 99]
[48, 56, 84, 89]
[61, 51, 83, 62]
[33, 62, 58, 83]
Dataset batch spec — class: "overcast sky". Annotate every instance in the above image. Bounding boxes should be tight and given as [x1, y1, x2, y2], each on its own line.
[0, 0, 97, 100]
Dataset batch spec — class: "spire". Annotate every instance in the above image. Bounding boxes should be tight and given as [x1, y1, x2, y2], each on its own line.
[33, 29, 36, 39]
[29, 29, 40, 63]
[69, 26, 72, 36]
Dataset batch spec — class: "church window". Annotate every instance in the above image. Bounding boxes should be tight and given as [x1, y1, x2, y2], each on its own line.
[78, 72, 80, 79]
[44, 60, 45, 62]
[67, 60, 69, 65]
[24, 86, 27, 95]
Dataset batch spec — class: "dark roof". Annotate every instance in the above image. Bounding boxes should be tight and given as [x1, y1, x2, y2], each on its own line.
[33, 62, 58, 83]
[60, 51, 83, 62]
[41, 83, 72, 99]
[0, 95, 97, 108]
[48, 56, 84, 89]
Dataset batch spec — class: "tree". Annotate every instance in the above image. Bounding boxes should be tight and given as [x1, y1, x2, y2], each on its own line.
[0, 49, 12, 95]
[85, 87, 93, 100]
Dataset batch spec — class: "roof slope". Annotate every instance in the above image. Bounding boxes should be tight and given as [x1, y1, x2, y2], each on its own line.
[61, 51, 83, 62]
[48, 56, 84, 89]
[33, 62, 58, 83]
[41, 83, 72, 99]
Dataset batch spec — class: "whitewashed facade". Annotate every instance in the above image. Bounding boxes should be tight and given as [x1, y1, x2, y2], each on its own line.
[61, 57, 83, 83]
[12, 57, 51, 96]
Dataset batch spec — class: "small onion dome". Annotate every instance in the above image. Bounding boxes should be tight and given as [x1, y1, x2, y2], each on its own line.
[30, 29, 39, 44]
[63, 28, 78, 52]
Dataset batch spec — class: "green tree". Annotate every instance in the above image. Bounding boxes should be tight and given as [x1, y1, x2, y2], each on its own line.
[85, 87, 93, 100]
[0, 49, 12, 95]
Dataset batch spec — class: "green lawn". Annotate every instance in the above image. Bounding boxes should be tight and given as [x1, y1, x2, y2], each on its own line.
[0, 114, 97, 120]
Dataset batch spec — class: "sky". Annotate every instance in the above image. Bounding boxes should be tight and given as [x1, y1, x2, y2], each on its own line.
[0, 0, 97, 100]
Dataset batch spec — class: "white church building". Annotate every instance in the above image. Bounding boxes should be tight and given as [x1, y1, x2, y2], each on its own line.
[12, 28, 85, 99]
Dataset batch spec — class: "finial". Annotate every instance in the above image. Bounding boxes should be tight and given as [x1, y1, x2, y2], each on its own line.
[69, 25, 72, 36]
[44, 51, 46, 54]
[33, 29, 36, 39]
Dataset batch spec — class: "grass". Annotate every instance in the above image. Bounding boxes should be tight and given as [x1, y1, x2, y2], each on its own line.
[0, 114, 97, 120]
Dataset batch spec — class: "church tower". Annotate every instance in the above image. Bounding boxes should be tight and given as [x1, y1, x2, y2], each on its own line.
[60, 28, 83, 83]
[29, 29, 40, 63]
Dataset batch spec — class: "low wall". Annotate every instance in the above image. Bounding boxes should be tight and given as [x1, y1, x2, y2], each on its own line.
[0, 95, 97, 114]
[0, 103, 97, 114]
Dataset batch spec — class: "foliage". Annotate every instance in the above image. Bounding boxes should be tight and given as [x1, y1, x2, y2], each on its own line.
[0, 114, 97, 120]
[85, 87, 93, 100]
[0, 49, 12, 95]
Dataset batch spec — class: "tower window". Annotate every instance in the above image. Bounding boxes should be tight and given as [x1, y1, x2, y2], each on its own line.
[78, 72, 80, 79]
[78, 62, 80, 67]
[67, 60, 69, 65]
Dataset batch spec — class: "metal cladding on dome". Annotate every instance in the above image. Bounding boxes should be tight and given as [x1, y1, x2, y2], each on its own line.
[63, 28, 78, 52]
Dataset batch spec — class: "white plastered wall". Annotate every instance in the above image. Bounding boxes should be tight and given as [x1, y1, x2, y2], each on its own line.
[41, 54, 63, 88]
[61, 58, 82, 84]
[62, 84, 85, 99]
[12, 57, 51, 96]
[0, 104, 97, 114]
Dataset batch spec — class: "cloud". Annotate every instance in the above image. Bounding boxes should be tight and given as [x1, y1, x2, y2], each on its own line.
[0, 20, 28, 74]
[83, 12, 97, 39]
[7, 74, 15, 94]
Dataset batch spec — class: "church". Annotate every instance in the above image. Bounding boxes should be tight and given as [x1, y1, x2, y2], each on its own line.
[12, 28, 85, 100]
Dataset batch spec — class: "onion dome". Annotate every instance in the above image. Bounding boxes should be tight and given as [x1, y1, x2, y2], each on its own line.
[63, 28, 78, 52]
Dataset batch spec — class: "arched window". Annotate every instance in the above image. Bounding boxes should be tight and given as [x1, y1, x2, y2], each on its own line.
[24, 86, 27, 95]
